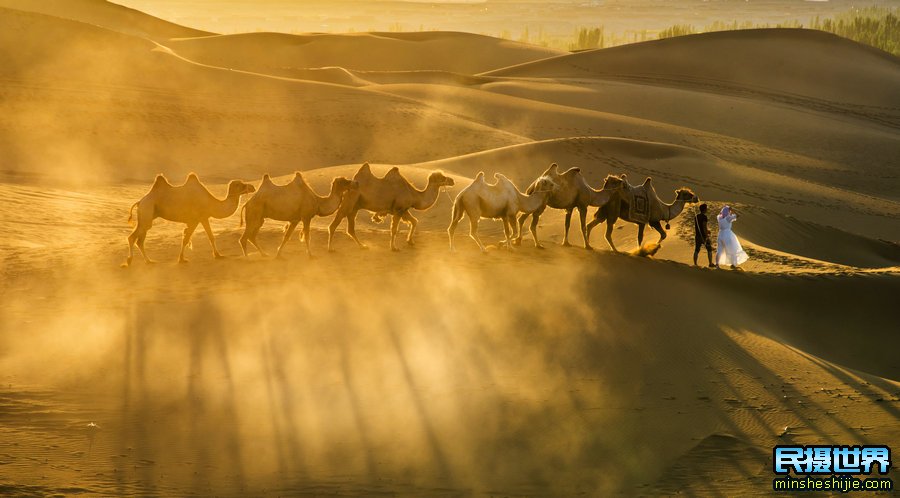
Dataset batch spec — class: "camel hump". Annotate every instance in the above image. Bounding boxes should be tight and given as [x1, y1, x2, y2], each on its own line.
[546, 163, 559, 174]
[359, 162, 371, 172]
[152, 174, 170, 188]
[261, 174, 274, 185]
[474, 171, 485, 182]
[185, 172, 201, 185]
[385, 166, 401, 178]
[643, 177, 652, 186]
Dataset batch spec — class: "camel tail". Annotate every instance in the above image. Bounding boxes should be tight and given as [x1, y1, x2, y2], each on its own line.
[127, 202, 138, 226]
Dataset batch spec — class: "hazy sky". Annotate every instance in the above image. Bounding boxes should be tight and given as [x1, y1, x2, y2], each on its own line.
[113, 0, 899, 38]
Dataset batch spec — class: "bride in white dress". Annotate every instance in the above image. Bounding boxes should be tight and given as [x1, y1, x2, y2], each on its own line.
[716, 205, 748, 269]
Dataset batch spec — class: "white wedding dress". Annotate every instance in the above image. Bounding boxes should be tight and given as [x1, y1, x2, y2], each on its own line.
[716, 213, 748, 266]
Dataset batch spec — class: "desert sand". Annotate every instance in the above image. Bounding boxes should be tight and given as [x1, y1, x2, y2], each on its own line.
[0, 1, 898, 496]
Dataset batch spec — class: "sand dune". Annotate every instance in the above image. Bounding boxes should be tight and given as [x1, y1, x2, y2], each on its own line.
[0, 0, 212, 40]
[485, 28, 900, 109]
[168, 31, 563, 75]
[1, 3, 898, 496]
[0, 8, 526, 183]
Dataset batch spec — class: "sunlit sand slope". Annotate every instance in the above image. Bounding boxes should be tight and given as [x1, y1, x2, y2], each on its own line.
[0, 0, 213, 39]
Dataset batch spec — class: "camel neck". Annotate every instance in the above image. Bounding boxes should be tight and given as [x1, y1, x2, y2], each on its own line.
[664, 200, 686, 221]
[317, 186, 345, 216]
[412, 181, 441, 210]
[519, 189, 550, 214]
[210, 193, 241, 219]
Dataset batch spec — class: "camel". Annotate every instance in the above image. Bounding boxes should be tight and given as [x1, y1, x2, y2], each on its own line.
[586, 174, 699, 252]
[327, 163, 455, 252]
[448, 172, 559, 252]
[239, 173, 359, 258]
[124, 173, 256, 266]
[514, 163, 626, 249]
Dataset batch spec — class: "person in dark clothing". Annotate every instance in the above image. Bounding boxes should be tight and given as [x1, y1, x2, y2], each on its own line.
[693, 203, 714, 267]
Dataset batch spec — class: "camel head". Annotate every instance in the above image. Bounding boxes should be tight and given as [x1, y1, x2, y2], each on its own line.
[332, 176, 359, 195]
[675, 187, 699, 203]
[532, 175, 559, 193]
[428, 170, 455, 189]
[227, 180, 256, 197]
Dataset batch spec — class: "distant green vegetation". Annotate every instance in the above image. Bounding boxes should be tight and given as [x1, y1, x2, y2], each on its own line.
[657, 7, 899, 56]
[657, 24, 695, 39]
[570, 27, 605, 50]
[811, 7, 899, 55]
[494, 7, 899, 56]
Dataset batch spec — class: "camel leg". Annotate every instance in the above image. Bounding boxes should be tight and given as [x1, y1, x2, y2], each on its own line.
[125, 211, 156, 266]
[562, 209, 573, 246]
[135, 231, 155, 264]
[246, 220, 269, 258]
[514, 213, 529, 246]
[238, 227, 250, 257]
[200, 219, 225, 259]
[239, 215, 264, 257]
[276, 221, 299, 258]
[401, 211, 418, 245]
[448, 202, 465, 252]
[179, 222, 199, 263]
[125, 231, 137, 267]
[650, 220, 667, 243]
[502, 216, 515, 250]
[637, 223, 646, 247]
[302, 219, 313, 258]
[605, 220, 618, 252]
[527, 213, 543, 249]
[389, 214, 401, 252]
[468, 216, 486, 253]
[126, 224, 149, 267]
[346, 211, 368, 250]
[578, 206, 590, 249]
[327, 212, 343, 252]
[126, 229, 152, 266]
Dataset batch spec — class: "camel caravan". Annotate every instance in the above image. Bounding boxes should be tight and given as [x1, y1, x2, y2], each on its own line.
[123, 162, 698, 266]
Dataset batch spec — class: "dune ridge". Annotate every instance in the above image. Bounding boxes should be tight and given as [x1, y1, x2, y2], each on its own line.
[484, 28, 900, 111]
[168, 30, 564, 75]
